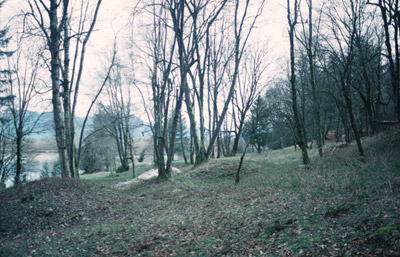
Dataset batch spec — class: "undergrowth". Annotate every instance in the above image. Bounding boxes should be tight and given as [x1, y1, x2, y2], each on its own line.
[0, 130, 399, 256]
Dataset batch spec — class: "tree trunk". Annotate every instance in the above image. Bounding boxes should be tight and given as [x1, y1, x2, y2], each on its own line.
[341, 79, 364, 156]
[183, 80, 202, 164]
[49, 0, 69, 178]
[231, 109, 247, 156]
[129, 134, 136, 178]
[235, 143, 249, 184]
[62, 20, 74, 178]
[165, 87, 184, 177]
[306, 0, 323, 157]
[377, 1, 400, 120]
[14, 130, 22, 186]
[179, 115, 188, 165]
[205, 0, 263, 161]
[287, 0, 310, 165]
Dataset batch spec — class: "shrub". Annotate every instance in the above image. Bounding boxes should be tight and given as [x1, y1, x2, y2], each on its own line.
[137, 150, 146, 163]
[116, 166, 126, 173]
[40, 162, 51, 179]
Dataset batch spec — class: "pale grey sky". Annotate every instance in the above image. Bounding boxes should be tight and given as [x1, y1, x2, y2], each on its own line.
[2, 0, 290, 117]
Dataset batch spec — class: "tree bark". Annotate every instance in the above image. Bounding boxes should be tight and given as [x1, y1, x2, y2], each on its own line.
[205, 0, 264, 161]
[14, 129, 22, 186]
[341, 78, 365, 156]
[306, 0, 323, 157]
[179, 115, 188, 165]
[49, 0, 69, 178]
[373, 0, 400, 120]
[287, 0, 310, 165]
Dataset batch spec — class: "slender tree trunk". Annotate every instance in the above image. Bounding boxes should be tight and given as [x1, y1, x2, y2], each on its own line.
[231, 112, 246, 156]
[335, 116, 341, 143]
[213, 89, 219, 158]
[377, 1, 400, 120]
[179, 115, 188, 165]
[14, 129, 22, 186]
[235, 143, 250, 184]
[165, 87, 184, 176]
[307, 0, 323, 157]
[217, 134, 221, 158]
[340, 107, 352, 144]
[155, 102, 166, 177]
[183, 81, 202, 164]
[49, 0, 69, 178]
[129, 133, 136, 178]
[287, 0, 310, 165]
[190, 136, 194, 164]
[205, 0, 263, 161]
[63, 19, 74, 178]
[341, 79, 365, 156]
[394, 2, 400, 121]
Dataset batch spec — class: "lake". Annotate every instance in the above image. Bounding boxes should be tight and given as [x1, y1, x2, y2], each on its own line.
[5, 151, 59, 188]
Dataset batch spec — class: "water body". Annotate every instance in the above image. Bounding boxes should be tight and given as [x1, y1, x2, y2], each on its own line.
[5, 151, 59, 188]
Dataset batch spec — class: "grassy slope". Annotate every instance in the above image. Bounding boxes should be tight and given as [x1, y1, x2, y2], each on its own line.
[1, 131, 400, 256]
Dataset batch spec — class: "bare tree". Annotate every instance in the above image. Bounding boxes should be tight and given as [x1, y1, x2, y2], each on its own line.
[323, 0, 365, 157]
[352, 7, 382, 135]
[142, 0, 179, 178]
[297, 0, 324, 157]
[207, 19, 232, 158]
[0, 118, 14, 187]
[185, 0, 227, 163]
[230, 47, 268, 156]
[6, 29, 47, 186]
[287, 0, 310, 165]
[99, 57, 137, 177]
[204, 0, 265, 162]
[0, 1, 15, 187]
[76, 41, 117, 174]
[27, 0, 103, 178]
[368, 0, 400, 121]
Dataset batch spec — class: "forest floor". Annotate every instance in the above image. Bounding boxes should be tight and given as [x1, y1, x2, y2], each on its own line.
[1, 130, 400, 256]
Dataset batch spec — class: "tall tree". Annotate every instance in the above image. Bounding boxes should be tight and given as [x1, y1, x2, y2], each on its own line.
[205, 0, 265, 161]
[143, 0, 179, 178]
[100, 58, 137, 177]
[231, 47, 268, 156]
[168, 113, 189, 164]
[324, 0, 365, 157]
[243, 96, 271, 154]
[27, 0, 103, 178]
[287, 0, 310, 165]
[298, 0, 324, 157]
[264, 82, 296, 149]
[79, 112, 117, 173]
[6, 28, 46, 186]
[76, 40, 117, 173]
[0, 0, 14, 186]
[186, 0, 227, 163]
[367, 0, 400, 121]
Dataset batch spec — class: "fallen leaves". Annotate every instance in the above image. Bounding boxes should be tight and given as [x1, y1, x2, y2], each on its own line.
[1, 132, 400, 256]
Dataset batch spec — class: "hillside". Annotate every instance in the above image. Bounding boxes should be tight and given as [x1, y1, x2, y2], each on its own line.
[1, 131, 399, 256]
[25, 111, 150, 141]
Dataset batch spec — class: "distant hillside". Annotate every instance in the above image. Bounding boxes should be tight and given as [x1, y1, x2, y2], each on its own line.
[25, 112, 55, 140]
[26, 111, 151, 141]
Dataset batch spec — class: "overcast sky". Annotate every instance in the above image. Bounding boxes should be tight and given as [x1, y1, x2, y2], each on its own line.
[2, 0, 291, 117]
[86, 0, 290, 69]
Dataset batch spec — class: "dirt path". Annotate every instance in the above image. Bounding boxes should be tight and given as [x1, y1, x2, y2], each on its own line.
[115, 167, 181, 188]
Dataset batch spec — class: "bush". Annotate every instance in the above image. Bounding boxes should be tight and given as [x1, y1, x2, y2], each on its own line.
[52, 159, 61, 177]
[116, 166, 126, 173]
[137, 150, 146, 163]
[40, 162, 51, 179]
